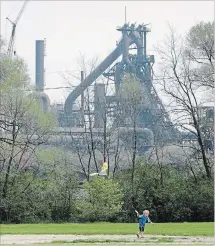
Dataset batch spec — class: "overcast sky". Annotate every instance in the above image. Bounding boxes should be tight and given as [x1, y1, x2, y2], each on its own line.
[1, 1, 214, 104]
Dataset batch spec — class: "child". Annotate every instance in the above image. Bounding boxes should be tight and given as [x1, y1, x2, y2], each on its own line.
[135, 209, 154, 239]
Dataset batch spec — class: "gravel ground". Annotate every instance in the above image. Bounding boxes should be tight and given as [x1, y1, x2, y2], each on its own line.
[0, 234, 214, 245]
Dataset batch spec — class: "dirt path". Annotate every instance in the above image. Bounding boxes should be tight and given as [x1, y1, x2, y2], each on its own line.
[0, 234, 214, 245]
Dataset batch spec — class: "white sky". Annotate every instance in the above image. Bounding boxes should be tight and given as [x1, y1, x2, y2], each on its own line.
[1, 0, 214, 104]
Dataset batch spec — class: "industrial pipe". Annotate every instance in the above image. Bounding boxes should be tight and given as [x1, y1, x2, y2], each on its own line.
[122, 32, 135, 72]
[131, 30, 144, 60]
[64, 29, 144, 114]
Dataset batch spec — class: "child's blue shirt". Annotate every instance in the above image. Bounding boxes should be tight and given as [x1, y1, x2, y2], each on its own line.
[138, 215, 151, 227]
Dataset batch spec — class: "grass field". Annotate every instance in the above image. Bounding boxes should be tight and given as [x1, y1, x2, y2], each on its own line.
[0, 222, 213, 236]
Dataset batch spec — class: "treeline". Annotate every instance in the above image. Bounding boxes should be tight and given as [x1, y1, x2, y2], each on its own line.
[0, 161, 213, 223]
[117, 163, 214, 223]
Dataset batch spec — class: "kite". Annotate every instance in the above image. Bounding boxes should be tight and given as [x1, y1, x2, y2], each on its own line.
[89, 162, 108, 177]
[79, 162, 109, 185]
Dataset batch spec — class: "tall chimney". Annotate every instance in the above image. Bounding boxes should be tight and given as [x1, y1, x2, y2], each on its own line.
[35, 40, 45, 91]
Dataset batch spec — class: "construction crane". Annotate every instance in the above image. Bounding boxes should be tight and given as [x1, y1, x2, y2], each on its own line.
[6, 0, 29, 58]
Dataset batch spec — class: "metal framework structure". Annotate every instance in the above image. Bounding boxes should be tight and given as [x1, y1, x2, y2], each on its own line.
[62, 23, 179, 143]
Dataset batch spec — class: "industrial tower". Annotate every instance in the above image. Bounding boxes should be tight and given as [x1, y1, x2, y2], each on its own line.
[34, 39, 50, 113]
[63, 23, 179, 144]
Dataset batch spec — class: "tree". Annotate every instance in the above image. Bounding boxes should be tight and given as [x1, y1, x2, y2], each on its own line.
[0, 83, 56, 197]
[60, 54, 125, 180]
[117, 73, 146, 193]
[185, 21, 214, 89]
[60, 54, 102, 178]
[76, 177, 123, 221]
[156, 23, 214, 179]
[0, 42, 56, 221]
[117, 159, 213, 223]
[1, 147, 79, 223]
[35, 147, 79, 222]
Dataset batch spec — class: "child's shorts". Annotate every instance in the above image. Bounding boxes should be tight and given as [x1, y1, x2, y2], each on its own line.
[139, 226, 145, 232]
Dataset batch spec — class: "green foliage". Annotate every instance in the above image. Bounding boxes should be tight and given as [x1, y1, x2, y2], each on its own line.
[185, 21, 214, 88]
[118, 73, 147, 117]
[76, 177, 124, 221]
[0, 165, 79, 223]
[1, 156, 212, 224]
[117, 162, 214, 223]
[0, 56, 29, 88]
[0, 172, 52, 223]
[25, 98, 57, 130]
[119, 73, 143, 102]
[186, 21, 214, 57]
[0, 40, 58, 223]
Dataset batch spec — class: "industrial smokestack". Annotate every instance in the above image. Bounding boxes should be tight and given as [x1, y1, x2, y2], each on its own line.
[35, 40, 45, 91]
